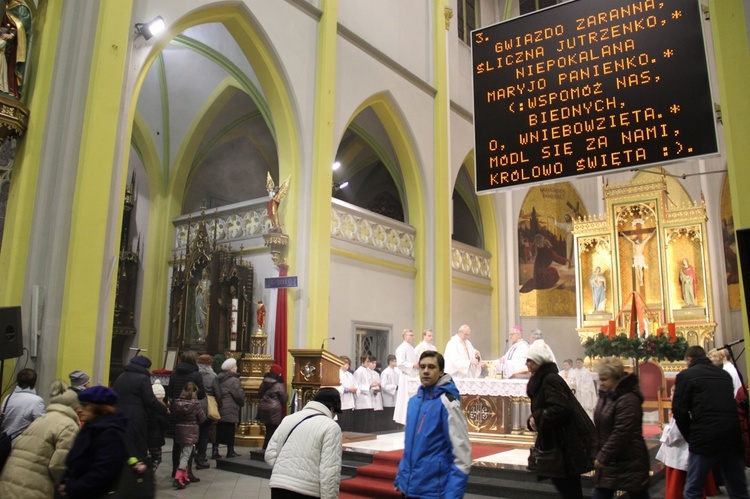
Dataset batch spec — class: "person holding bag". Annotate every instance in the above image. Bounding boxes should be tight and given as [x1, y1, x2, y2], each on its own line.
[526, 342, 596, 499]
[196, 354, 222, 467]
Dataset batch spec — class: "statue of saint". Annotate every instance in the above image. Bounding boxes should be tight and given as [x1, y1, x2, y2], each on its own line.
[0, 0, 32, 99]
[620, 229, 655, 287]
[679, 258, 697, 306]
[589, 266, 607, 312]
[194, 268, 210, 342]
[266, 172, 291, 232]
[254, 299, 266, 330]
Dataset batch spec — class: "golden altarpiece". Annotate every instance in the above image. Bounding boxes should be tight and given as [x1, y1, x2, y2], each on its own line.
[574, 178, 716, 356]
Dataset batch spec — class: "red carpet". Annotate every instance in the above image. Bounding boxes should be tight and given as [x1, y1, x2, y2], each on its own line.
[642, 424, 662, 439]
[339, 444, 510, 499]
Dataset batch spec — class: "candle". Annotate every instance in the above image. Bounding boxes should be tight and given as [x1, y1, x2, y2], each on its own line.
[668, 323, 676, 343]
[657, 328, 664, 337]
[608, 320, 616, 339]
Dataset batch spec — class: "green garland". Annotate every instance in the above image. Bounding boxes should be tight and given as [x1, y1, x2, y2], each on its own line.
[583, 333, 688, 362]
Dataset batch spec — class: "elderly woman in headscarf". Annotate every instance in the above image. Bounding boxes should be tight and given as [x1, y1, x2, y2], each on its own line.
[58, 386, 130, 498]
[0, 382, 81, 498]
[526, 342, 596, 499]
[593, 356, 650, 498]
[217, 357, 245, 458]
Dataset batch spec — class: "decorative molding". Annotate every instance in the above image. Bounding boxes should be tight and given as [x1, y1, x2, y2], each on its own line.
[451, 241, 491, 278]
[172, 198, 269, 250]
[331, 199, 415, 258]
[444, 6, 454, 30]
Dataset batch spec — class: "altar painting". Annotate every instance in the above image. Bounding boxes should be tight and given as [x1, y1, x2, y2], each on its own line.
[518, 182, 586, 317]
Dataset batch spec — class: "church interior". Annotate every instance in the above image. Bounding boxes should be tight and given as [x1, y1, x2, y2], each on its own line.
[0, 0, 749, 463]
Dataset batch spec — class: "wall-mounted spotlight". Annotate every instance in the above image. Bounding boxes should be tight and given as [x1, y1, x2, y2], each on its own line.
[332, 181, 349, 195]
[135, 16, 166, 40]
[332, 161, 341, 171]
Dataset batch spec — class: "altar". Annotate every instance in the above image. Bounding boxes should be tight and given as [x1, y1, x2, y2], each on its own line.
[408, 377, 534, 444]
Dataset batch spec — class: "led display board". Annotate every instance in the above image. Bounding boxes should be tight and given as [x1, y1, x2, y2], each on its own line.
[472, 0, 718, 193]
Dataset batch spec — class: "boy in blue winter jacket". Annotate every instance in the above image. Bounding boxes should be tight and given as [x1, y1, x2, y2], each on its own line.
[395, 351, 472, 499]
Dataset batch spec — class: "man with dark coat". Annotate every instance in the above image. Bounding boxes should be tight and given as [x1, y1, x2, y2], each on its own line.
[673, 346, 749, 499]
[113, 355, 167, 460]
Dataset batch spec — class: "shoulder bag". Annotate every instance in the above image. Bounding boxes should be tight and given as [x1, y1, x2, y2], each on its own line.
[0, 391, 14, 472]
[206, 395, 221, 421]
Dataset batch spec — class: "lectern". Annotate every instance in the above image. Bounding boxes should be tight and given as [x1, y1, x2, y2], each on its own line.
[288, 349, 344, 409]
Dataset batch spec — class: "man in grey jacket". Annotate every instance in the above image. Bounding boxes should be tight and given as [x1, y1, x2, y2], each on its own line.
[265, 387, 343, 499]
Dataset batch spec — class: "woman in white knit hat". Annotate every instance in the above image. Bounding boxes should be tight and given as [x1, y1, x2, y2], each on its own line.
[525, 342, 596, 498]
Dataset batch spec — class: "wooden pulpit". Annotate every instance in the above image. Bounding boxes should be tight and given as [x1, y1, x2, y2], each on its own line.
[288, 349, 344, 409]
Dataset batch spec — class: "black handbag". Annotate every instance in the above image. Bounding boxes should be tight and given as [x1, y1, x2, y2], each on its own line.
[527, 444, 566, 478]
[0, 391, 13, 472]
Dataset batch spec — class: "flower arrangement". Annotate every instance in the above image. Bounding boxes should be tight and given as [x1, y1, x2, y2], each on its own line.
[583, 333, 688, 362]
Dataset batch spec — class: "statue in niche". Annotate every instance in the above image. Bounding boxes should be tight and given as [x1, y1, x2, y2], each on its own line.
[679, 258, 698, 307]
[0, 0, 32, 99]
[589, 266, 607, 312]
[619, 228, 655, 287]
[194, 268, 210, 342]
[266, 172, 291, 232]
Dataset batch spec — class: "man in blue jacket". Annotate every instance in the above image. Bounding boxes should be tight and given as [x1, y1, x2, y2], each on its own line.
[395, 351, 471, 499]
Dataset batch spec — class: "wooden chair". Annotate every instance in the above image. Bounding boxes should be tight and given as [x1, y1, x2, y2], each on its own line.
[638, 360, 668, 424]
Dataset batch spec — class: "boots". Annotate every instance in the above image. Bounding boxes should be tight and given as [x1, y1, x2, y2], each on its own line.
[226, 444, 241, 458]
[172, 469, 187, 490]
[211, 445, 221, 459]
[195, 453, 210, 469]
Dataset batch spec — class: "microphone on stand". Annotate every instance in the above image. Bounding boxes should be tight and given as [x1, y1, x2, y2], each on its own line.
[724, 338, 745, 348]
[321, 337, 336, 349]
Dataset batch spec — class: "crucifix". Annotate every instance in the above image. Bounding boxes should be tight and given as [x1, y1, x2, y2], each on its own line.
[619, 219, 656, 289]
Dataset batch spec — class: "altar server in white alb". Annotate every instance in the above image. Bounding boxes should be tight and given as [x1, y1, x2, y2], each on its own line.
[494, 326, 530, 378]
[572, 358, 596, 421]
[379, 355, 399, 431]
[444, 324, 485, 379]
[414, 329, 438, 357]
[336, 355, 358, 431]
[393, 329, 419, 425]
[353, 354, 382, 433]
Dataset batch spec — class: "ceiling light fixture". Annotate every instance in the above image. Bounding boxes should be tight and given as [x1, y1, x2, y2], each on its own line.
[332, 161, 341, 171]
[135, 16, 166, 40]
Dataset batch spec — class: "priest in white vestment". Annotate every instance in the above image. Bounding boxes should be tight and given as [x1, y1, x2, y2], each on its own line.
[393, 329, 419, 425]
[444, 324, 484, 379]
[572, 358, 597, 420]
[494, 326, 530, 378]
[414, 329, 438, 357]
[529, 329, 557, 366]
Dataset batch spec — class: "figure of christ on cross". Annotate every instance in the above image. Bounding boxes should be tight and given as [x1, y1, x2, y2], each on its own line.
[619, 223, 656, 288]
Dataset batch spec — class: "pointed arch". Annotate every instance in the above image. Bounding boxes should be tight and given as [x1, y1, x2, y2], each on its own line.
[124, 4, 302, 362]
[343, 91, 428, 331]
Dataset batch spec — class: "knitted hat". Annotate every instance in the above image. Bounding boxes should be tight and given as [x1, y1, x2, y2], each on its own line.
[78, 386, 118, 406]
[526, 342, 554, 366]
[130, 355, 152, 368]
[270, 364, 283, 376]
[197, 354, 213, 366]
[313, 387, 342, 414]
[151, 379, 165, 399]
[68, 370, 90, 388]
[222, 358, 237, 371]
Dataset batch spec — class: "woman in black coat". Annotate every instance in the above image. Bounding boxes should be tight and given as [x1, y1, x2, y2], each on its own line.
[217, 357, 245, 458]
[257, 363, 288, 449]
[167, 350, 206, 480]
[593, 356, 650, 498]
[58, 387, 130, 498]
[113, 355, 167, 460]
[525, 343, 596, 499]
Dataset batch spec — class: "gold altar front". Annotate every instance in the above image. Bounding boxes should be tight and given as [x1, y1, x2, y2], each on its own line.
[410, 378, 535, 445]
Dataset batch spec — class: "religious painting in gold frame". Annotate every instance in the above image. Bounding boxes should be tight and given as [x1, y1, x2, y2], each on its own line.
[578, 236, 613, 323]
[665, 225, 707, 321]
[518, 182, 587, 317]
